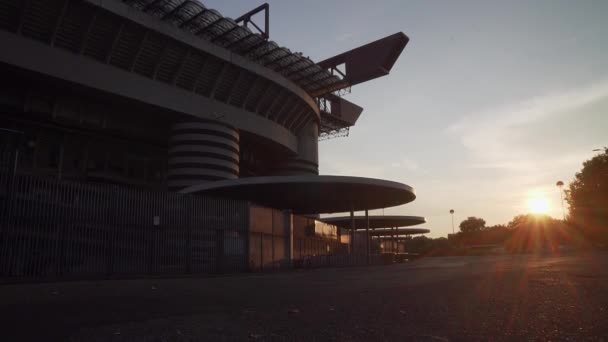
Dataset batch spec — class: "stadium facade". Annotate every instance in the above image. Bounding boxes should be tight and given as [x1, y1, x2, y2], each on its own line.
[0, 0, 428, 279]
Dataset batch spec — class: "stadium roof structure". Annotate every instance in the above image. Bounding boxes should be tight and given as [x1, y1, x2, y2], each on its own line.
[114, 0, 409, 140]
[180, 175, 416, 214]
[321, 215, 426, 229]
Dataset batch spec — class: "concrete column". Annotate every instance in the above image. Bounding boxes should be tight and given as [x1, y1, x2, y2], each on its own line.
[371, 227, 375, 252]
[273, 120, 319, 175]
[284, 210, 293, 267]
[350, 210, 355, 256]
[168, 119, 239, 191]
[336, 226, 341, 253]
[365, 210, 370, 263]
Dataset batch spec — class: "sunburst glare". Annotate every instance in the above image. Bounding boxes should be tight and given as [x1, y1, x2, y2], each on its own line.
[527, 197, 550, 214]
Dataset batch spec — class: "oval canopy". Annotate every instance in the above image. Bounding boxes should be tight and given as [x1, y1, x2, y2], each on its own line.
[369, 228, 430, 236]
[180, 175, 415, 214]
[321, 215, 426, 229]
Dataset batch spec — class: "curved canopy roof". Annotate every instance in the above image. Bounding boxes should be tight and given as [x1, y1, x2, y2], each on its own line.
[368, 228, 430, 236]
[321, 215, 426, 229]
[180, 175, 415, 214]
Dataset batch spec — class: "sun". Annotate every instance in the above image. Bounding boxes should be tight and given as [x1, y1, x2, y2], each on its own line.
[527, 197, 550, 214]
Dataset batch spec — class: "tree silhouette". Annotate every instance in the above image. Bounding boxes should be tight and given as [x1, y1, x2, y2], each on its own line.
[459, 216, 486, 234]
[566, 147, 608, 244]
[503, 213, 575, 253]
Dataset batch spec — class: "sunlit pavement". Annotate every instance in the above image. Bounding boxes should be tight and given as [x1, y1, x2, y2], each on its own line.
[1, 252, 608, 341]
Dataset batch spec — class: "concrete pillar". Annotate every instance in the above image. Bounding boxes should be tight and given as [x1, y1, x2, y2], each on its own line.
[372, 227, 376, 254]
[273, 120, 319, 175]
[365, 210, 370, 263]
[284, 210, 293, 267]
[168, 119, 239, 191]
[336, 226, 341, 253]
[350, 210, 355, 256]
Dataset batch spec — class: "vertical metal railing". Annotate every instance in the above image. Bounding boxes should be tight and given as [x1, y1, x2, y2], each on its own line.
[0, 169, 249, 280]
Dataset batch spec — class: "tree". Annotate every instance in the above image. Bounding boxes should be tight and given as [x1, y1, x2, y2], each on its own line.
[507, 214, 529, 230]
[504, 214, 570, 253]
[566, 147, 608, 244]
[459, 216, 486, 233]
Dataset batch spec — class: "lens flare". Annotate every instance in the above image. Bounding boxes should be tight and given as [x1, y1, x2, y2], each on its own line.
[527, 197, 549, 214]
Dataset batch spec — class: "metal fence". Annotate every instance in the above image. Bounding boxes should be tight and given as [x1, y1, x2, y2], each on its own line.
[0, 168, 249, 280]
[1, 131, 386, 281]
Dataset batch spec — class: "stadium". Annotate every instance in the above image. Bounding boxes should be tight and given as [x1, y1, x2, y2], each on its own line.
[0, 0, 429, 278]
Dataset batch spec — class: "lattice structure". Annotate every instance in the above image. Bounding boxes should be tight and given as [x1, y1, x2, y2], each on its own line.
[318, 127, 349, 141]
[119, 0, 350, 98]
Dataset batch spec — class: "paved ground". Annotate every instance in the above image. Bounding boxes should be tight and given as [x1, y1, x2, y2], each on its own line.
[1, 252, 608, 341]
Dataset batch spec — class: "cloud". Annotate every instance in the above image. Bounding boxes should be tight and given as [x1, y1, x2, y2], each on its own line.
[448, 78, 608, 171]
[320, 158, 388, 179]
[335, 32, 353, 42]
[390, 158, 419, 171]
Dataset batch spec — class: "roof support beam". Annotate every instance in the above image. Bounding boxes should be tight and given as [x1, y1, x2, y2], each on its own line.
[250, 81, 272, 112]
[291, 109, 312, 133]
[224, 69, 245, 102]
[209, 63, 229, 98]
[50, 0, 70, 46]
[240, 77, 261, 108]
[16, 0, 29, 34]
[226, 69, 247, 103]
[237, 39, 267, 56]
[130, 30, 149, 71]
[178, 8, 208, 28]
[292, 67, 326, 83]
[284, 103, 305, 130]
[160, 1, 190, 20]
[300, 73, 336, 90]
[308, 81, 349, 98]
[211, 25, 240, 43]
[234, 3, 269, 39]
[264, 90, 287, 119]
[195, 17, 224, 36]
[152, 39, 171, 80]
[105, 21, 125, 64]
[171, 49, 191, 85]
[275, 96, 297, 125]
[252, 46, 281, 62]
[142, 0, 165, 12]
[224, 33, 255, 50]
[275, 58, 307, 74]
[292, 117, 310, 135]
[255, 83, 274, 113]
[263, 51, 292, 67]
[285, 63, 316, 78]
[191, 55, 210, 92]
[79, 11, 97, 54]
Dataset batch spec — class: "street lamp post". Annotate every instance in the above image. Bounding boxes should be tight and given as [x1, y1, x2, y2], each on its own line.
[556, 181, 565, 221]
[449, 209, 455, 234]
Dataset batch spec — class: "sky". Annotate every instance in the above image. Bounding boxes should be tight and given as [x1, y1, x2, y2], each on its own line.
[205, 0, 608, 237]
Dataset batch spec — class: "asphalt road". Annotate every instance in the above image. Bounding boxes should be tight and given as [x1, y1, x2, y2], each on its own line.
[1, 252, 607, 341]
